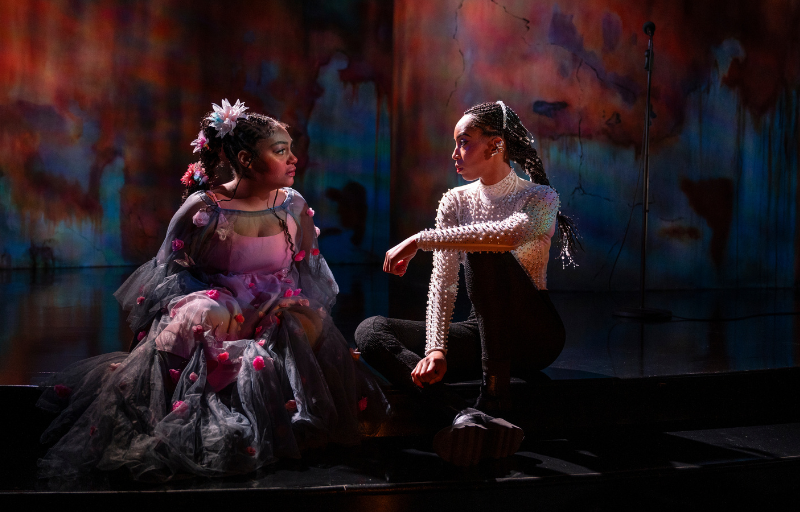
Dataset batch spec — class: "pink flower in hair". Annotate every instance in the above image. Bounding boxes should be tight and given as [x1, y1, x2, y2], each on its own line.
[315, 226, 321, 237]
[137, 296, 145, 305]
[190, 131, 208, 153]
[206, 289, 220, 300]
[218, 352, 229, 363]
[169, 369, 181, 384]
[181, 162, 208, 186]
[109, 363, 120, 371]
[207, 99, 249, 138]
[311, 249, 320, 256]
[294, 250, 306, 262]
[306, 208, 315, 217]
[253, 356, 265, 371]
[54, 384, 72, 398]
[358, 396, 368, 411]
[189, 372, 198, 382]
[171, 239, 184, 251]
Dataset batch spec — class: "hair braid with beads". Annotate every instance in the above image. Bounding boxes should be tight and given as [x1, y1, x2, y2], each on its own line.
[464, 101, 580, 265]
[183, 111, 298, 266]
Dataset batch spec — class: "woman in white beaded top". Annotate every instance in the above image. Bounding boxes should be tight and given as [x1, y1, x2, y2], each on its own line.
[356, 101, 576, 465]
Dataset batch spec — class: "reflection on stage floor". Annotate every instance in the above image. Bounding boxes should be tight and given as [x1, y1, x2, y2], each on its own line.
[0, 265, 797, 385]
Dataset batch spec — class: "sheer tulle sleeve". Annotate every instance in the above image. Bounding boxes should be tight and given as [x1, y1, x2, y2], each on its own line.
[423, 191, 461, 355]
[415, 186, 559, 253]
[113, 192, 219, 336]
[286, 190, 339, 313]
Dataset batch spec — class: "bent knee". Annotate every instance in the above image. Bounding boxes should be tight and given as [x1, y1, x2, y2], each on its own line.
[354, 316, 390, 353]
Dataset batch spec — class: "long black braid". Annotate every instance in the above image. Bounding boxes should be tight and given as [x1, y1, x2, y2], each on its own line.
[464, 101, 580, 266]
[183, 110, 298, 266]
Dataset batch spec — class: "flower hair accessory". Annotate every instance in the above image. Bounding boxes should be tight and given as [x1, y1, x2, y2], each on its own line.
[181, 162, 209, 187]
[190, 131, 209, 153]
[206, 99, 249, 138]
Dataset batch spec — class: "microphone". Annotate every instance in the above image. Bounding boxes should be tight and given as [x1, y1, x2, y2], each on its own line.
[643, 21, 655, 37]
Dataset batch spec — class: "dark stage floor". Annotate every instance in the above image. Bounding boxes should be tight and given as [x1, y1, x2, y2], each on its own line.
[1, 266, 799, 509]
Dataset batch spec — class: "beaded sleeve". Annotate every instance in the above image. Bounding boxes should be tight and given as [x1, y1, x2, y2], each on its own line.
[423, 192, 461, 355]
[418, 185, 559, 355]
[416, 187, 559, 253]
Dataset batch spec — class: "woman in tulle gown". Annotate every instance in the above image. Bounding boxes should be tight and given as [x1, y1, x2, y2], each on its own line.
[36, 100, 388, 481]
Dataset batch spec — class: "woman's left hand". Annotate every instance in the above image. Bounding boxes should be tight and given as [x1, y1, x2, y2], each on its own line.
[383, 236, 419, 276]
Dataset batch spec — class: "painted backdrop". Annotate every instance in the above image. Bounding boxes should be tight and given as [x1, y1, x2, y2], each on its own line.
[393, 0, 799, 289]
[1, 0, 799, 290]
[0, 0, 391, 267]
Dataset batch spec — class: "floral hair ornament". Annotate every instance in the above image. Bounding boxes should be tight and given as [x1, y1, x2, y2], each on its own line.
[190, 131, 208, 153]
[206, 99, 249, 138]
[181, 162, 209, 186]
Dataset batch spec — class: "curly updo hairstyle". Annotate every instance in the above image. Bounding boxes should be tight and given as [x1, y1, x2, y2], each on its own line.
[464, 101, 580, 264]
[182, 111, 297, 260]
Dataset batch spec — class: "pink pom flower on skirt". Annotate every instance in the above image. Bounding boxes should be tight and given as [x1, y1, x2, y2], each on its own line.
[189, 372, 198, 382]
[283, 289, 293, 298]
[137, 296, 145, 305]
[90, 426, 97, 436]
[253, 356, 265, 371]
[246, 446, 257, 456]
[358, 396, 368, 411]
[257, 340, 265, 347]
[255, 325, 263, 336]
[294, 250, 306, 262]
[137, 331, 146, 341]
[169, 369, 181, 384]
[171, 239, 184, 251]
[172, 401, 185, 412]
[206, 289, 220, 300]
[218, 352, 229, 363]
[293, 288, 302, 296]
[311, 248, 320, 256]
[192, 324, 204, 335]
[285, 400, 297, 411]
[54, 384, 72, 398]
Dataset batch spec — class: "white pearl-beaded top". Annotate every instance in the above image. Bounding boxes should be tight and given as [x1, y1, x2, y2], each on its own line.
[416, 170, 559, 355]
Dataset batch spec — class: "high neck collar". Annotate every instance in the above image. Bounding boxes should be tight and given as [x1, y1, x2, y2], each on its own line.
[477, 169, 516, 203]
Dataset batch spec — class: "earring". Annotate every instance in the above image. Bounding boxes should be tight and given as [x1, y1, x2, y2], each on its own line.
[491, 141, 504, 156]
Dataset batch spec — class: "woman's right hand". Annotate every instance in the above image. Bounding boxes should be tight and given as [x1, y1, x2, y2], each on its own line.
[383, 235, 419, 276]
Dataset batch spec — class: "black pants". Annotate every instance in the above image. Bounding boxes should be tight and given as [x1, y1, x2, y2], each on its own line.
[355, 252, 565, 418]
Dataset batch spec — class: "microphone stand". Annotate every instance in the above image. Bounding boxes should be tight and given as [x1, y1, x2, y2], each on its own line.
[613, 21, 672, 322]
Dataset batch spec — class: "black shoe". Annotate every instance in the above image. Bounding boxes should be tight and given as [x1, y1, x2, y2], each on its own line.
[432, 408, 524, 466]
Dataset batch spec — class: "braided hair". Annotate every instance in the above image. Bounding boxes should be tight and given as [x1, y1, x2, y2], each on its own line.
[183, 111, 298, 263]
[464, 101, 580, 265]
